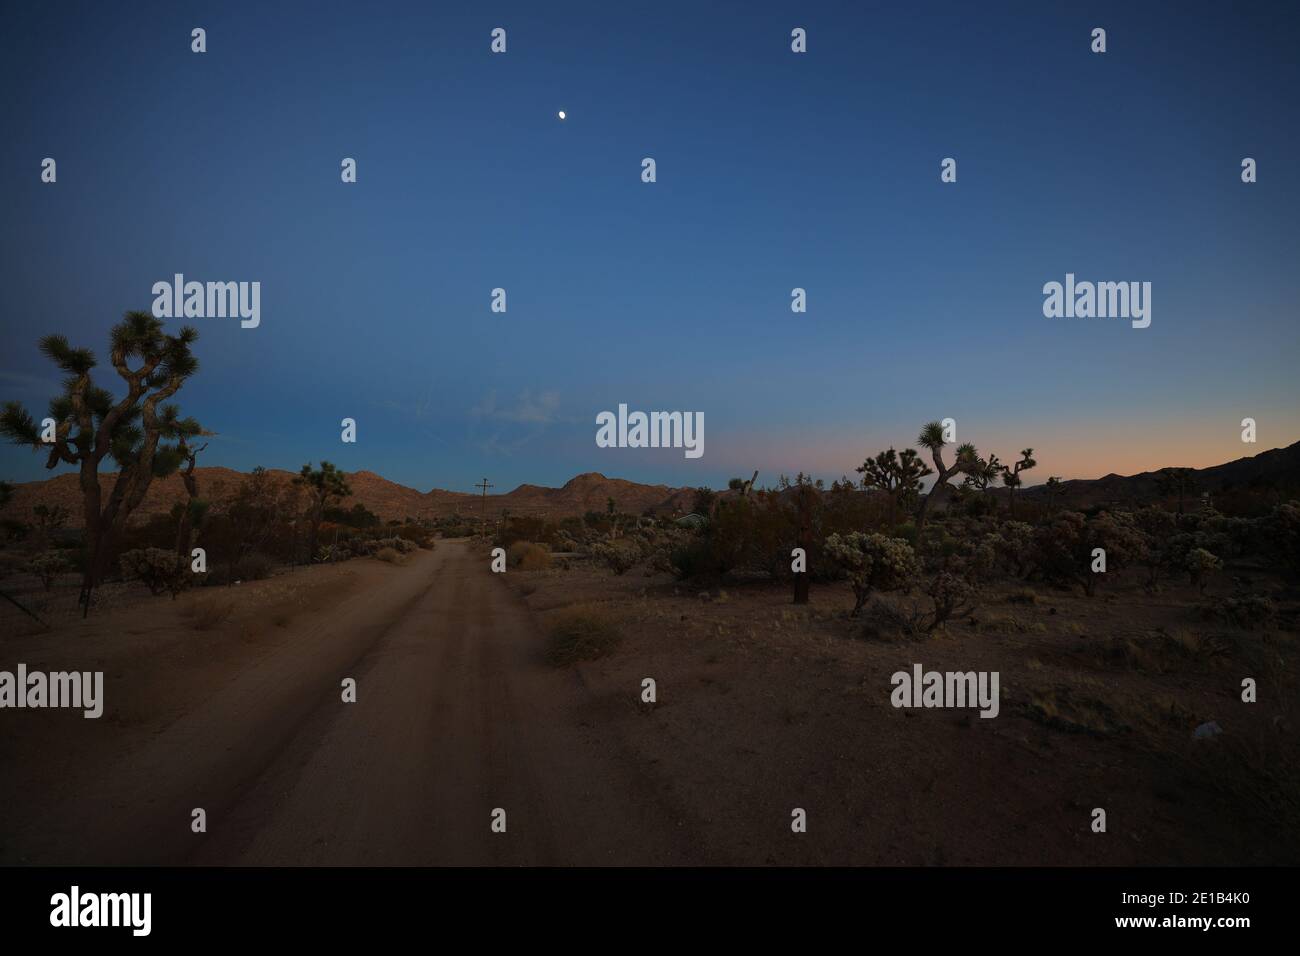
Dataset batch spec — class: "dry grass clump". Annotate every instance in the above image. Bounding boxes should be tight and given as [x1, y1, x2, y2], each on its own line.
[376, 546, 408, 565]
[191, 597, 234, 631]
[547, 603, 621, 666]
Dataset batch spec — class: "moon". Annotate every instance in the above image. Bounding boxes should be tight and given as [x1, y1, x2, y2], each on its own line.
[557, 110, 566, 120]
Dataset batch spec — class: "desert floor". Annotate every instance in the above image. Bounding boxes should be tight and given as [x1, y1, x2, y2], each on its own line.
[1, 539, 1295, 865]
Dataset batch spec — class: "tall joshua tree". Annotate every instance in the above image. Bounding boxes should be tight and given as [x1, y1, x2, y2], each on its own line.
[1155, 467, 1196, 516]
[1045, 475, 1062, 513]
[173, 423, 212, 560]
[857, 447, 932, 526]
[1002, 449, 1038, 518]
[0, 312, 201, 612]
[295, 461, 352, 560]
[914, 421, 978, 532]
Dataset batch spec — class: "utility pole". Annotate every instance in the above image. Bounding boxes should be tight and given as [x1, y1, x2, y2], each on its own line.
[475, 477, 494, 538]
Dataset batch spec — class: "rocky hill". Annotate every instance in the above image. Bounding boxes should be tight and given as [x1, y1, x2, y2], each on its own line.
[0, 467, 689, 527]
[4, 441, 1297, 528]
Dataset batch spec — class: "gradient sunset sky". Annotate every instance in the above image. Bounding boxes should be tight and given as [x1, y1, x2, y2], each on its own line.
[2, 1, 1297, 494]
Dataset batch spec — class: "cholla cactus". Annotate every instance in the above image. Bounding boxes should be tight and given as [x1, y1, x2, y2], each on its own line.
[29, 551, 70, 590]
[591, 539, 642, 576]
[823, 531, 920, 615]
[119, 547, 190, 598]
[1185, 547, 1222, 593]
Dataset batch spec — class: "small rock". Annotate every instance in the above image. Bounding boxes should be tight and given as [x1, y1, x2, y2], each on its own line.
[1193, 721, 1223, 739]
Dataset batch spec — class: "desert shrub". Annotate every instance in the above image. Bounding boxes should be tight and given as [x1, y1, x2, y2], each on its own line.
[393, 524, 434, 549]
[1007, 587, 1038, 604]
[547, 604, 622, 665]
[823, 532, 919, 615]
[1186, 548, 1223, 593]
[375, 546, 404, 564]
[923, 569, 977, 631]
[497, 515, 554, 549]
[591, 539, 642, 575]
[316, 544, 353, 563]
[322, 502, 381, 528]
[667, 535, 716, 580]
[28, 551, 70, 589]
[192, 598, 234, 630]
[690, 487, 717, 517]
[237, 551, 276, 581]
[386, 536, 418, 554]
[507, 541, 552, 571]
[1198, 592, 1276, 630]
[120, 547, 190, 598]
[1034, 511, 1144, 596]
[993, 521, 1035, 577]
[1262, 501, 1300, 578]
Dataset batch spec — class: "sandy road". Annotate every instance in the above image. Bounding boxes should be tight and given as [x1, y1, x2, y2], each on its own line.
[1, 541, 700, 866]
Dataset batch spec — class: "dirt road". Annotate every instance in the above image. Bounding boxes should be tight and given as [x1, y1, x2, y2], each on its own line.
[0, 541, 700, 865]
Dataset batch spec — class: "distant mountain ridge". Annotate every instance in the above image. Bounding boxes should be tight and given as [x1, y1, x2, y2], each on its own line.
[0, 467, 691, 526]
[4, 442, 1299, 527]
[1017, 440, 1300, 509]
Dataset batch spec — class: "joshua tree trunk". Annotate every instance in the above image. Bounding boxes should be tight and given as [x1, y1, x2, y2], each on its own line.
[173, 440, 207, 561]
[793, 485, 812, 605]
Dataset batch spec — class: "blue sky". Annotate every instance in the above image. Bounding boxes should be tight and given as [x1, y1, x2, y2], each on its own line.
[2, 1, 1297, 493]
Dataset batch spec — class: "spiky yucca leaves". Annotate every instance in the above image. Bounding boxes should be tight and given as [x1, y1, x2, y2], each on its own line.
[857, 447, 933, 525]
[913, 421, 980, 531]
[0, 312, 202, 609]
[1045, 475, 1062, 512]
[963, 452, 1003, 493]
[1002, 449, 1037, 518]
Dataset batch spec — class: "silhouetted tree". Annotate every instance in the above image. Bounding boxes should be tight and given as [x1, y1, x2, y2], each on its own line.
[0, 312, 201, 612]
[1002, 449, 1037, 518]
[1156, 467, 1197, 516]
[914, 421, 978, 532]
[1045, 475, 1062, 513]
[295, 461, 352, 559]
[857, 447, 932, 526]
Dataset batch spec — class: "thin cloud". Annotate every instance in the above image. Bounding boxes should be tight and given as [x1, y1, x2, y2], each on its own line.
[471, 390, 561, 425]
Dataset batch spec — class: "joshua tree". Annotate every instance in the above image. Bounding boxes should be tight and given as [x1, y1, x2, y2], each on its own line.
[172, 423, 212, 560]
[1156, 467, 1197, 516]
[1, 312, 201, 612]
[857, 447, 932, 526]
[914, 421, 979, 532]
[962, 452, 1003, 496]
[792, 475, 818, 605]
[1002, 449, 1037, 518]
[1045, 476, 1062, 513]
[295, 461, 353, 560]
